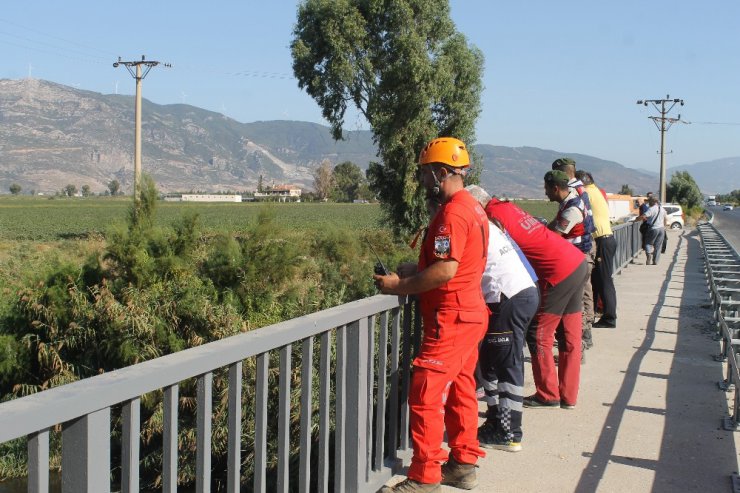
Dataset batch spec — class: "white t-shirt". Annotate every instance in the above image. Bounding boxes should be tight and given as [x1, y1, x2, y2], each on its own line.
[644, 204, 666, 230]
[481, 221, 537, 303]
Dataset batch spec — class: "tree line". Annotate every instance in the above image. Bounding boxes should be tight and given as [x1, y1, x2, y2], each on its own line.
[8, 180, 124, 197]
[311, 159, 375, 202]
[715, 189, 740, 205]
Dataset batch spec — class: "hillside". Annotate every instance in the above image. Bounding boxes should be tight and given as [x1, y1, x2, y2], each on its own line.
[0, 79, 377, 194]
[669, 157, 740, 195]
[1, 78, 658, 197]
[475, 146, 657, 198]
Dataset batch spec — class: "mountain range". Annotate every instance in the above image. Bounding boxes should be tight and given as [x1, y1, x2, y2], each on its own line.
[1, 78, 736, 197]
[668, 157, 740, 195]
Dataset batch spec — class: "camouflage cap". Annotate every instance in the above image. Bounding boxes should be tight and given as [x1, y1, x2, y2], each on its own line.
[544, 169, 570, 188]
[552, 157, 576, 170]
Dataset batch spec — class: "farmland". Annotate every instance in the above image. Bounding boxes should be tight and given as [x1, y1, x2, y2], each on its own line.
[0, 197, 385, 241]
[0, 196, 556, 241]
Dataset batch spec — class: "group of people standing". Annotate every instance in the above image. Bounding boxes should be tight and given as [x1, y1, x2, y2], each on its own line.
[374, 137, 621, 492]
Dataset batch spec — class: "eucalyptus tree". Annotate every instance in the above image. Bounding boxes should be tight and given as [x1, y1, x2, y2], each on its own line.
[667, 171, 703, 209]
[292, 0, 484, 234]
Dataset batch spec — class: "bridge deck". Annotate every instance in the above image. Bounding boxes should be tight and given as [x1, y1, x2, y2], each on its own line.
[385, 229, 739, 492]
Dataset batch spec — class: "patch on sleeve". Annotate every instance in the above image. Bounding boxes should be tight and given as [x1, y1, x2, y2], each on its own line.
[434, 235, 451, 258]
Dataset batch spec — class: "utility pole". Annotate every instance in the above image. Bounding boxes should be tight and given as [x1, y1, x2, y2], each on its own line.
[113, 55, 170, 207]
[636, 95, 684, 203]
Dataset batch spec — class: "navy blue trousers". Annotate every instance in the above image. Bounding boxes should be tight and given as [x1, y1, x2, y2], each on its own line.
[478, 286, 539, 442]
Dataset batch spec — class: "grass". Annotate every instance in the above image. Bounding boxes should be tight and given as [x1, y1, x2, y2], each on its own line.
[0, 197, 385, 241]
[0, 196, 557, 242]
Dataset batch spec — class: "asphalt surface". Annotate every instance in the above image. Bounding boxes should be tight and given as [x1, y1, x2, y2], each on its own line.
[383, 227, 740, 492]
[711, 207, 740, 253]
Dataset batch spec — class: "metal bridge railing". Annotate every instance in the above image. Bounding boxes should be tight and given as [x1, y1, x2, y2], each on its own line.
[0, 294, 419, 493]
[697, 221, 740, 491]
[697, 223, 740, 429]
[0, 223, 643, 493]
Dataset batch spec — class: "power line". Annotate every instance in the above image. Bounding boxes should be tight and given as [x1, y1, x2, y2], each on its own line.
[0, 36, 109, 65]
[684, 121, 740, 126]
[0, 17, 117, 57]
[0, 16, 295, 84]
[0, 30, 109, 63]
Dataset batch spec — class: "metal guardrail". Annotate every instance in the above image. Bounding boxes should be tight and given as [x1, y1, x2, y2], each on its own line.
[697, 222, 740, 492]
[0, 294, 419, 493]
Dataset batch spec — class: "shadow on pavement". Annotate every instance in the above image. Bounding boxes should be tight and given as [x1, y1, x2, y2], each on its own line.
[575, 231, 737, 492]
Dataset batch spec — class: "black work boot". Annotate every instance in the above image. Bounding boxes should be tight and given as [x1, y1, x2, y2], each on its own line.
[441, 455, 478, 490]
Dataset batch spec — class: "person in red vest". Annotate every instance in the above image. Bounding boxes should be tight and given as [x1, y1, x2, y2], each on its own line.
[484, 196, 587, 410]
[374, 137, 489, 493]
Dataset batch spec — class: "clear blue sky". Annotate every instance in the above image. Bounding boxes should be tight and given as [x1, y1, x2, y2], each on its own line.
[2, 0, 739, 172]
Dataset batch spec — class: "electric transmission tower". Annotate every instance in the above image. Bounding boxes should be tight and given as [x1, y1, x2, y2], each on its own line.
[113, 55, 171, 207]
[636, 95, 684, 203]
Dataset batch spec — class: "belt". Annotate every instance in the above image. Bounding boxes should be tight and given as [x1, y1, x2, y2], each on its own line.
[596, 234, 613, 239]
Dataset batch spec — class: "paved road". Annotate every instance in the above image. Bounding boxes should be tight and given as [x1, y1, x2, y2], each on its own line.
[711, 207, 740, 252]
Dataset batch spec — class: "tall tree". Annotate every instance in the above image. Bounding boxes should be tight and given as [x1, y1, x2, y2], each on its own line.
[108, 179, 121, 196]
[666, 171, 703, 209]
[8, 184, 21, 195]
[292, 0, 484, 234]
[331, 161, 366, 202]
[81, 185, 92, 197]
[64, 184, 77, 197]
[312, 159, 334, 201]
[619, 184, 634, 196]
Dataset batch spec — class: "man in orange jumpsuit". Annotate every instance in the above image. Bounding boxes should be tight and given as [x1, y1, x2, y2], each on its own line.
[375, 137, 489, 493]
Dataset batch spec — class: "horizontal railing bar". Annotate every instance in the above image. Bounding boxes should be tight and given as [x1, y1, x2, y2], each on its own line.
[0, 294, 405, 442]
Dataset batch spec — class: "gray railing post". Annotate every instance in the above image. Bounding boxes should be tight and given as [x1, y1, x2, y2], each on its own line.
[345, 319, 370, 490]
[28, 428, 49, 493]
[121, 398, 140, 493]
[196, 372, 213, 493]
[61, 408, 111, 493]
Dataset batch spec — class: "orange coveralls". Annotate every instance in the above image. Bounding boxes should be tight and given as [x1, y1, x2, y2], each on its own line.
[407, 189, 489, 484]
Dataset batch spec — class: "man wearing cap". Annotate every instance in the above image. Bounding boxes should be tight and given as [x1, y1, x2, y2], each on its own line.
[484, 194, 587, 410]
[576, 170, 618, 329]
[544, 170, 594, 367]
[551, 158, 597, 355]
[374, 137, 489, 493]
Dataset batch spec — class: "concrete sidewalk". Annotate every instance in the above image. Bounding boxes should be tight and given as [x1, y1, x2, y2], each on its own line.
[390, 229, 740, 492]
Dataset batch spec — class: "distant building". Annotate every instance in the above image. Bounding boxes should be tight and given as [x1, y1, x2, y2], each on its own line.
[606, 193, 641, 221]
[254, 185, 302, 202]
[168, 194, 242, 203]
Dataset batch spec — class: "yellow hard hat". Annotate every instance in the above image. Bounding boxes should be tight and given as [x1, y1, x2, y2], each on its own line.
[418, 137, 470, 168]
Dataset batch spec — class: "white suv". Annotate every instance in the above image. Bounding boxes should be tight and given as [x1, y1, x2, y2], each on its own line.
[662, 204, 685, 229]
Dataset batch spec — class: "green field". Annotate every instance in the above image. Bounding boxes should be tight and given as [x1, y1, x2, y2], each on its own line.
[0, 197, 557, 241]
[0, 197, 385, 241]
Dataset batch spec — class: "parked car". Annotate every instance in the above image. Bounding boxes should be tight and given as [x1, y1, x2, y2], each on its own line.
[663, 204, 685, 229]
[623, 204, 684, 228]
[724, 205, 734, 211]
